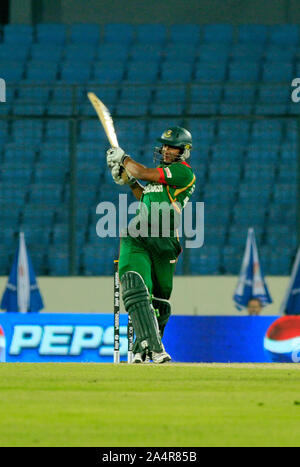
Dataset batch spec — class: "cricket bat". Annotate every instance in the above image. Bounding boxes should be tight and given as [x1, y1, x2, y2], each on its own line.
[87, 92, 131, 181]
[87, 92, 119, 147]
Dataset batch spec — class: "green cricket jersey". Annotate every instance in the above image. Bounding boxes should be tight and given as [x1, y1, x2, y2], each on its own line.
[136, 160, 196, 237]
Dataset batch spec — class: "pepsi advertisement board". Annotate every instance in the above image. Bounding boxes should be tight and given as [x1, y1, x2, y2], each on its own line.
[2, 313, 299, 363]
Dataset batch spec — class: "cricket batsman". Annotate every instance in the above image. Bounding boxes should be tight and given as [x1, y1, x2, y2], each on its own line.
[106, 126, 196, 363]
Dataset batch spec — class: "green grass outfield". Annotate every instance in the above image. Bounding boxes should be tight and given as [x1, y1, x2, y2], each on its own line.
[0, 363, 299, 447]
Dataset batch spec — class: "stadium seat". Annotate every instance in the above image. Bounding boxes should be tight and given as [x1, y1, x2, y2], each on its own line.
[231, 44, 264, 61]
[169, 24, 200, 44]
[160, 62, 193, 83]
[269, 24, 299, 45]
[126, 62, 159, 83]
[164, 43, 196, 62]
[262, 62, 293, 83]
[229, 62, 260, 82]
[218, 120, 250, 142]
[3, 24, 33, 44]
[93, 62, 125, 82]
[203, 24, 233, 43]
[195, 62, 227, 81]
[237, 24, 268, 44]
[136, 24, 167, 43]
[70, 24, 101, 44]
[30, 44, 63, 62]
[36, 23, 67, 45]
[198, 43, 230, 62]
[103, 24, 134, 43]
[64, 45, 97, 63]
[96, 43, 129, 61]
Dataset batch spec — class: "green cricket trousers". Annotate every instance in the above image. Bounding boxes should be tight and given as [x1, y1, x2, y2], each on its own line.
[118, 234, 182, 301]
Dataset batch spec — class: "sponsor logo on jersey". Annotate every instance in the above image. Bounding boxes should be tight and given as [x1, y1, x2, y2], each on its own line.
[143, 184, 164, 194]
[165, 167, 172, 178]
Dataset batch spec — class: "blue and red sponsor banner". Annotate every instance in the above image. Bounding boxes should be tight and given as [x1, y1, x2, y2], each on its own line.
[0, 313, 284, 363]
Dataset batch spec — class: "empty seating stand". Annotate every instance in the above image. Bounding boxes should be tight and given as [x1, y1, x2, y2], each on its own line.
[0, 22, 298, 275]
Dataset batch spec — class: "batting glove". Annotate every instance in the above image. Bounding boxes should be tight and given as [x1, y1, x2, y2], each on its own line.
[111, 163, 126, 185]
[106, 147, 129, 168]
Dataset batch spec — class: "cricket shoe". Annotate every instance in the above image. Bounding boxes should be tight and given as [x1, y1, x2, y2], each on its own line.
[132, 351, 151, 364]
[152, 347, 171, 364]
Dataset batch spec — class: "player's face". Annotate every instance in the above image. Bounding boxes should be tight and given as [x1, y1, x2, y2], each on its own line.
[162, 145, 181, 163]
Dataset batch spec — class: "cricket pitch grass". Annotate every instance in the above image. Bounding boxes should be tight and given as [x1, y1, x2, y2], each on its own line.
[0, 363, 299, 447]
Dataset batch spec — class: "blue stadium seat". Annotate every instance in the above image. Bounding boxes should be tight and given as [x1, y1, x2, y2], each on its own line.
[39, 143, 69, 165]
[150, 102, 184, 116]
[222, 245, 243, 274]
[12, 120, 43, 142]
[34, 164, 66, 184]
[79, 120, 108, 143]
[13, 102, 46, 116]
[237, 25, 268, 44]
[224, 84, 255, 103]
[47, 248, 69, 275]
[218, 120, 250, 142]
[231, 44, 264, 61]
[258, 84, 289, 103]
[0, 62, 25, 81]
[47, 102, 75, 116]
[103, 24, 134, 43]
[203, 24, 233, 43]
[29, 184, 62, 206]
[273, 183, 297, 204]
[60, 63, 92, 83]
[252, 120, 283, 142]
[45, 120, 69, 141]
[0, 44, 30, 61]
[195, 62, 226, 81]
[121, 85, 153, 102]
[190, 84, 222, 103]
[189, 247, 221, 275]
[18, 85, 50, 103]
[97, 43, 129, 61]
[136, 24, 167, 43]
[36, 23, 67, 45]
[93, 62, 125, 82]
[269, 24, 299, 45]
[265, 45, 296, 62]
[30, 44, 63, 62]
[116, 102, 149, 116]
[3, 145, 35, 165]
[169, 24, 200, 44]
[247, 144, 279, 162]
[209, 163, 240, 183]
[70, 24, 100, 44]
[164, 44, 196, 62]
[130, 43, 162, 61]
[211, 143, 244, 161]
[229, 62, 260, 82]
[160, 62, 193, 83]
[3, 24, 33, 44]
[26, 62, 58, 81]
[262, 62, 293, 83]
[219, 103, 252, 115]
[198, 43, 229, 62]
[77, 142, 107, 165]
[1, 163, 32, 185]
[64, 45, 97, 63]
[126, 62, 159, 83]
[188, 119, 215, 142]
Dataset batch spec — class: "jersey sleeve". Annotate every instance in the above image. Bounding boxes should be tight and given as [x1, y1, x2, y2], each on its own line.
[156, 163, 195, 188]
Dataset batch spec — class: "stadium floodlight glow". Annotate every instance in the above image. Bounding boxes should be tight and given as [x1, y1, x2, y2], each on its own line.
[0, 78, 6, 103]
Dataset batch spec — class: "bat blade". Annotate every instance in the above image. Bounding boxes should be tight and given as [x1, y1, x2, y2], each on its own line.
[87, 92, 119, 147]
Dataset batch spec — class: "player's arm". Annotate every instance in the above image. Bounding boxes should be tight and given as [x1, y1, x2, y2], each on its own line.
[123, 157, 161, 182]
[128, 178, 145, 200]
